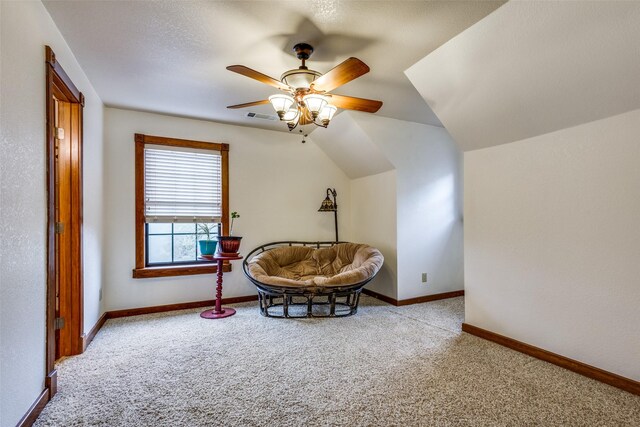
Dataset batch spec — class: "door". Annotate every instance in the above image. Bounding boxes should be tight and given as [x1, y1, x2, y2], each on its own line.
[54, 98, 77, 359]
[46, 46, 84, 395]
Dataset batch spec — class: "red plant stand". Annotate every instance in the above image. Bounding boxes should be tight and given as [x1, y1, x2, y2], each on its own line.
[199, 254, 243, 319]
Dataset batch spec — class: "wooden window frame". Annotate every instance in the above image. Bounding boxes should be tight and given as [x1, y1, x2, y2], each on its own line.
[132, 133, 230, 278]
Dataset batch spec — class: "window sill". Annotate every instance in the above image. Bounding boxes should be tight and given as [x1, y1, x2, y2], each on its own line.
[132, 263, 232, 279]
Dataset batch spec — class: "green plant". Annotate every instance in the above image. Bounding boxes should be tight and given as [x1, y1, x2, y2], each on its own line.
[230, 211, 240, 235]
[197, 223, 215, 241]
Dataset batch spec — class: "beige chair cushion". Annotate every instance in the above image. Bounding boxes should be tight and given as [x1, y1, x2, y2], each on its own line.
[247, 243, 384, 290]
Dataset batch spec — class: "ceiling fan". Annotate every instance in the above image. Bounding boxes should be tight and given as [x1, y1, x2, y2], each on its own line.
[226, 43, 382, 131]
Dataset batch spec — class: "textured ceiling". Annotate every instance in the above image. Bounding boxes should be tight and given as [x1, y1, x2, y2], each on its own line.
[43, 0, 504, 132]
[406, 1, 640, 151]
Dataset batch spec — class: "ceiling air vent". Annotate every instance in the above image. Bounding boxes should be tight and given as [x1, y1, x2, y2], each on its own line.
[246, 112, 278, 121]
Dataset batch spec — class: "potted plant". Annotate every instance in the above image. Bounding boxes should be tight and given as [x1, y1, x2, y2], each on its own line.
[197, 223, 218, 256]
[217, 211, 242, 254]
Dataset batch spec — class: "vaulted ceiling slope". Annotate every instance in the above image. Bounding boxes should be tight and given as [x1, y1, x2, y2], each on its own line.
[311, 111, 458, 181]
[406, 1, 640, 152]
[43, 0, 504, 132]
[310, 111, 393, 179]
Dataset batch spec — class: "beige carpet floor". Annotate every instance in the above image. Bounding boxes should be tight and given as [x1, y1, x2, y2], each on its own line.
[34, 296, 640, 426]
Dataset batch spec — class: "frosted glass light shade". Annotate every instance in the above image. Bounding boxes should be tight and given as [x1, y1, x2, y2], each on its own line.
[269, 94, 295, 118]
[303, 94, 328, 117]
[281, 69, 321, 89]
[282, 107, 300, 123]
[317, 104, 337, 126]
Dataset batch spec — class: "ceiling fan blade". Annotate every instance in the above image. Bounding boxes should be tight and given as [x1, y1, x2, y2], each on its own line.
[226, 65, 291, 91]
[328, 94, 382, 113]
[311, 58, 370, 92]
[227, 100, 270, 109]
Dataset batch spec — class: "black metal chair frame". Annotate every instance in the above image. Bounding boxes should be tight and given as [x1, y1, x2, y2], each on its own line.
[242, 241, 378, 318]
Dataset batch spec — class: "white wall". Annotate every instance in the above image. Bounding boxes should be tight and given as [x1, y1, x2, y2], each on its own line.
[0, 1, 105, 425]
[353, 114, 464, 300]
[314, 112, 464, 301]
[351, 170, 397, 299]
[82, 71, 106, 337]
[103, 108, 351, 311]
[465, 108, 640, 381]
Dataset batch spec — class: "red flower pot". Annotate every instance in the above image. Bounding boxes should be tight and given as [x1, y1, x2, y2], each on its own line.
[217, 236, 242, 255]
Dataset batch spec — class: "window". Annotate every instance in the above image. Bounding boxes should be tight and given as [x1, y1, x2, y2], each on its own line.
[146, 223, 218, 265]
[133, 134, 229, 278]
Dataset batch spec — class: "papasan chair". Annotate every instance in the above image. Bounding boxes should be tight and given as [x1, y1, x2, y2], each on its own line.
[243, 241, 384, 318]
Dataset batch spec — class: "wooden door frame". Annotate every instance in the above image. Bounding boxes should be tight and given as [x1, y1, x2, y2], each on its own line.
[45, 45, 84, 397]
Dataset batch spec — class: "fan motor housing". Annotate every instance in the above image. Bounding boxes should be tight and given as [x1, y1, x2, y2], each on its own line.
[293, 43, 314, 60]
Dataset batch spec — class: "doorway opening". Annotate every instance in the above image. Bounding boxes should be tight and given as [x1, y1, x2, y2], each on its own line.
[45, 46, 84, 397]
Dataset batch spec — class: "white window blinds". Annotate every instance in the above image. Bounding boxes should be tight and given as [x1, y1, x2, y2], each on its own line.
[144, 145, 222, 223]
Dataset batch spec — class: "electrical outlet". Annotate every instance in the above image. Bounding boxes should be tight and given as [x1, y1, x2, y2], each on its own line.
[421, 273, 428, 283]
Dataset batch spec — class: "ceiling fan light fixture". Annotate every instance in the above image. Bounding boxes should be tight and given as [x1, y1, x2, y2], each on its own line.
[268, 94, 295, 119]
[303, 94, 328, 118]
[317, 104, 337, 127]
[226, 44, 382, 133]
[281, 69, 322, 89]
